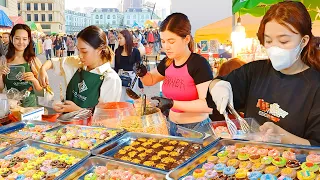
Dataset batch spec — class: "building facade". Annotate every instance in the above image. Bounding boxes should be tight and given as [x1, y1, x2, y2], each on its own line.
[0, 0, 18, 16]
[123, 0, 142, 12]
[18, 0, 65, 34]
[65, 10, 91, 34]
[91, 8, 120, 29]
[123, 8, 153, 27]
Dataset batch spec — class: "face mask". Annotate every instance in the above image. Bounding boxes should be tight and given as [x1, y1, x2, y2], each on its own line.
[266, 39, 304, 71]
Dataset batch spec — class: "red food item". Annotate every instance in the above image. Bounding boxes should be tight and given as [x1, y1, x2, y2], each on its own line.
[306, 162, 314, 167]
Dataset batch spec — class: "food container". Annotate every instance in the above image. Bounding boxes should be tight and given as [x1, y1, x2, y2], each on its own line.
[0, 140, 91, 180]
[93, 132, 205, 172]
[60, 156, 166, 179]
[0, 135, 21, 153]
[40, 125, 125, 151]
[166, 139, 320, 180]
[0, 120, 61, 140]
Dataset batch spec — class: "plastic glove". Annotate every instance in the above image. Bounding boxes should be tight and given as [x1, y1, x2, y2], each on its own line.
[151, 96, 174, 113]
[134, 63, 148, 77]
[209, 80, 234, 114]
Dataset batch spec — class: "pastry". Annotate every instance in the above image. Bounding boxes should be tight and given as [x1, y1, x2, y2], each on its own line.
[249, 154, 262, 163]
[268, 149, 280, 158]
[260, 174, 277, 180]
[239, 161, 253, 170]
[205, 170, 218, 179]
[281, 167, 297, 178]
[301, 162, 319, 172]
[214, 163, 227, 172]
[227, 159, 240, 168]
[257, 149, 269, 157]
[207, 156, 219, 163]
[286, 160, 301, 170]
[193, 169, 206, 178]
[248, 147, 258, 154]
[282, 151, 296, 161]
[228, 150, 239, 159]
[297, 170, 316, 180]
[272, 157, 287, 167]
[238, 152, 250, 161]
[248, 171, 262, 180]
[218, 157, 229, 164]
[264, 166, 280, 176]
[218, 151, 229, 158]
[202, 162, 215, 170]
[182, 176, 195, 180]
[261, 156, 273, 165]
[252, 163, 266, 173]
[306, 154, 320, 164]
[278, 176, 293, 180]
[235, 168, 248, 180]
[224, 166, 236, 176]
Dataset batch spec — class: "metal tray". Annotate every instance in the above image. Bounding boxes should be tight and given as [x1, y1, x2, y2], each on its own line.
[0, 120, 61, 140]
[177, 125, 206, 139]
[60, 156, 166, 179]
[92, 132, 205, 172]
[0, 135, 22, 153]
[0, 139, 91, 180]
[166, 139, 320, 180]
[41, 124, 126, 151]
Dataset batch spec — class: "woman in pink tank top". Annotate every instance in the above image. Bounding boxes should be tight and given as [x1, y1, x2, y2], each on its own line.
[135, 13, 213, 136]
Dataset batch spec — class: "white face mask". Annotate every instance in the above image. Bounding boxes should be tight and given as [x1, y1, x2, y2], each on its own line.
[266, 39, 304, 71]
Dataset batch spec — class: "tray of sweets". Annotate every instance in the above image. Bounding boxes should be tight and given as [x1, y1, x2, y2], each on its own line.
[0, 139, 90, 179]
[92, 132, 205, 172]
[167, 139, 320, 180]
[38, 124, 125, 151]
[61, 156, 166, 179]
[0, 135, 21, 153]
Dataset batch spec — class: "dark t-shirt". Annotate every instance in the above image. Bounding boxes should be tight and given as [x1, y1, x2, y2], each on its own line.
[114, 48, 141, 72]
[208, 60, 320, 145]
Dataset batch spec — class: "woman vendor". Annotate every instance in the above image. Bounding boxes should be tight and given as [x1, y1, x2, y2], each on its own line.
[208, 1, 320, 145]
[135, 13, 213, 136]
[39, 25, 121, 113]
[0, 24, 43, 107]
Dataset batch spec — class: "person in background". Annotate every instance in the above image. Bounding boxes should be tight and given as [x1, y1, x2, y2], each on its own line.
[39, 25, 121, 113]
[0, 24, 43, 107]
[53, 36, 62, 57]
[108, 30, 116, 51]
[135, 13, 213, 136]
[208, 1, 320, 145]
[2, 32, 10, 55]
[114, 30, 142, 101]
[217, 58, 246, 77]
[66, 35, 75, 56]
[43, 35, 53, 60]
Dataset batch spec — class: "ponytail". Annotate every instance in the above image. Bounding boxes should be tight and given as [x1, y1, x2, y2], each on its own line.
[302, 36, 320, 71]
[101, 45, 114, 63]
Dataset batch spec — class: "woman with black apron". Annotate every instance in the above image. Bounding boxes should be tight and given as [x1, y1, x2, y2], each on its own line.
[39, 26, 121, 113]
[0, 24, 43, 107]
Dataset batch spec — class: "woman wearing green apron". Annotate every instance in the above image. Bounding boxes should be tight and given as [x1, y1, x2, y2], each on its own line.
[0, 24, 43, 107]
[39, 26, 122, 113]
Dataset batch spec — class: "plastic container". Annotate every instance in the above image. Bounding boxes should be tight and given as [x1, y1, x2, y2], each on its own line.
[92, 102, 136, 127]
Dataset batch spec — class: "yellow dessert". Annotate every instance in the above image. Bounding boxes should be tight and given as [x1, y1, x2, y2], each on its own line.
[297, 170, 316, 180]
[235, 168, 248, 179]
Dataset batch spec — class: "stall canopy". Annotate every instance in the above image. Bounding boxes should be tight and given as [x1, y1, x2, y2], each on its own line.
[0, 10, 13, 27]
[232, 0, 320, 21]
[26, 21, 38, 31]
[9, 16, 25, 26]
[195, 14, 320, 43]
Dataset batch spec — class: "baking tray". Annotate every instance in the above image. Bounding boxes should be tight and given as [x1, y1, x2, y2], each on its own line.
[41, 124, 126, 151]
[92, 132, 205, 172]
[0, 139, 91, 180]
[60, 156, 166, 179]
[177, 125, 206, 139]
[166, 139, 320, 180]
[0, 120, 61, 140]
[0, 135, 22, 153]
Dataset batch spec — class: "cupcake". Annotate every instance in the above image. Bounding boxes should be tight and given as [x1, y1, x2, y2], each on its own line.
[202, 162, 215, 170]
[297, 170, 316, 180]
[214, 163, 227, 172]
[239, 161, 253, 170]
[282, 151, 296, 161]
[218, 157, 229, 164]
[261, 174, 277, 180]
[252, 163, 266, 173]
[227, 159, 240, 168]
[228, 150, 239, 159]
[281, 167, 297, 179]
[238, 152, 250, 161]
[248, 171, 262, 180]
[193, 169, 206, 178]
[261, 156, 273, 165]
[207, 156, 219, 163]
[249, 154, 262, 163]
[306, 154, 320, 164]
[235, 169, 248, 180]
[205, 170, 218, 179]
[286, 160, 301, 170]
[223, 166, 236, 177]
[301, 162, 319, 173]
[218, 151, 229, 158]
[268, 149, 280, 158]
[257, 149, 269, 157]
[272, 157, 287, 168]
[264, 166, 281, 176]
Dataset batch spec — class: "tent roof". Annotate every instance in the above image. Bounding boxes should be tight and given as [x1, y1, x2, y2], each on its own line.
[0, 10, 13, 27]
[9, 16, 25, 26]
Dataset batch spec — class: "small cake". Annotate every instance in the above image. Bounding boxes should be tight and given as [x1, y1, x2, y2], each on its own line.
[228, 150, 239, 159]
[205, 170, 218, 179]
[193, 169, 206, 178]
[238, 152, 250, 161]
[214, 163, 227, 172]
[249, 154, 262, 163]
[261, 156, 273, 165]
[252, 163, 266, 173]
[257, 149, 269, 157]
[268, 149, 280, 158]
[218, 151, 229, 158]
[227, 159, 240, 168]
[239, 161, 253, 170]
[202, 162, 215, 170]
[282, 151, 296, 161]
[297, 170, 316, 180]
[306, 154, 320, 164]
[218, 157, 229, 164]
[272, 157, 287, 167]
[235, 169, 248, 180]
[286, 160, 301, 170]
[301, 162, 319, 172]
[264, 166, 281, 176]
[278, 176, 293, 180]
[207, 156, 219, 163]
[248, 171, 262, 180]
[261, 174, 278, 180]
[223, 166, 236, 176]
[281, 167, 297, 178]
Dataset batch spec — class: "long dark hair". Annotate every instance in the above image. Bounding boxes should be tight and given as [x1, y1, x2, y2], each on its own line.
[118, 29, 133, 56]
[6, 24, 35, 62]
[160, 13, 194, 67]
[257, 1, 320, 71]
[77, 25, 114, 63]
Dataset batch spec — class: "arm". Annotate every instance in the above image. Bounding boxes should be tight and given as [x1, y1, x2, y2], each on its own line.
[140, 68, 164, 86]
[172, 81, 213, 113]
[0, 75, 4, 92]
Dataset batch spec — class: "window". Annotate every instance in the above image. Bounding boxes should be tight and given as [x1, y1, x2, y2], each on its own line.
[34, 3, 38, 10]
[133, 15, 136, 19]
[41, 24, 51, 29]
[48, 14, 52, 21]
[127, 20, 130, 25]
[34, 14, 38, 21]
[41, 3, 45, 10]
[0, 0, 6, 7]
[48, 3, 53, 10]
[100, 15, 103, 19]
[27, 3, 31, 10]
[113, 15, 116, 19]
[41, 14, 45, 21]
[96, 20, 99, 24]
[18, 3, 20, 11]
[107, 15, 110, 19]
[112, 20, 116, 25]
[27, 14, 31, 21]
[127, 15, 130, 19]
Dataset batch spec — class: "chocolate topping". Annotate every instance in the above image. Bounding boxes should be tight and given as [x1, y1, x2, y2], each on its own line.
[39, 151, 47, 157]
[1, 170, 12, 177]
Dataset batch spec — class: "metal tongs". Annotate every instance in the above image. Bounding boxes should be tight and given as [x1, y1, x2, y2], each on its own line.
[223, 111, 238, 136]
[227, 103, 251, 133]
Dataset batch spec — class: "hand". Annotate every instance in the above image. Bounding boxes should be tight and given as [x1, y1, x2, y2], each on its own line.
[39, 68, 49, 87]
[209, 80, 234, 114]
[259, 122, 284, 134]
[0, 65, 9, 75]
[53, 100, 81, 113]
[134, 63, 147, 77]
[23, 72, 37, 83]
[151, 96, 174, 113]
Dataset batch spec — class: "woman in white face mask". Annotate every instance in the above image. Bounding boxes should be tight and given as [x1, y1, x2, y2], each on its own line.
[208, 1, 320, 145]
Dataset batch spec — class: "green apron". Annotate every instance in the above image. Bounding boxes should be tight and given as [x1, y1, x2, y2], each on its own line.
[3, 63, 37, 107]
[66, 69, 104, 108]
